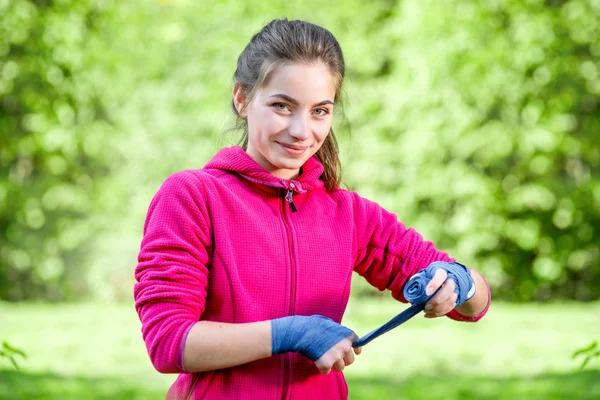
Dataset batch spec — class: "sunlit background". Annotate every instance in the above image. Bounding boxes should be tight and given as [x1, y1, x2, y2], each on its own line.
[1, 0, 599, 399]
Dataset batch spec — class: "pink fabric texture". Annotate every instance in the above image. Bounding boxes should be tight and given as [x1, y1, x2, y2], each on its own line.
[134, 146, 490, 399]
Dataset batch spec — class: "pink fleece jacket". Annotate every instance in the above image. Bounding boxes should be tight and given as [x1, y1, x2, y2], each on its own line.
[134, 146, 490, 399]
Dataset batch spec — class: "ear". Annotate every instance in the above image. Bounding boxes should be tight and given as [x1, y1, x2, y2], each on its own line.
[233, 82, 248, 118]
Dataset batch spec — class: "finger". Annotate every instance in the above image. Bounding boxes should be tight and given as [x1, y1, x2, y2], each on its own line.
[353, 346, 362, 355]
[318, 365, 332, 374]
[332, 358, 345, 372]
[315, 352, 334, 374]
[425, 268, 448, 295]
[347, 333, 358, 344]
[435, 296, 458, 317]
[343, 348, 355, 366]
[425, 293, 458, 317]
[338, 338, 353, 354]
[425, 279, 455, 312]
[315, 356, 333, 374]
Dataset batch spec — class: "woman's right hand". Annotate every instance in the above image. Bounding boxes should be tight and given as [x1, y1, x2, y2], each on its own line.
[271, 315, 361, 372]
[315, 334, 362, 374]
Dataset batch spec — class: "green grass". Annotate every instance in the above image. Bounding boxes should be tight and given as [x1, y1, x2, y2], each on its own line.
[1, 299, 599, 399]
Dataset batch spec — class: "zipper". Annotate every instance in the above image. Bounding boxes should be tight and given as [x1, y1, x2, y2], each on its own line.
[280, 186, 298, 400]
[285, 183, 298, 213]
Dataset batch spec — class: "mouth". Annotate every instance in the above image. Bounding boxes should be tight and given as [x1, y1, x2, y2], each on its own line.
[277, 142, 310, 156]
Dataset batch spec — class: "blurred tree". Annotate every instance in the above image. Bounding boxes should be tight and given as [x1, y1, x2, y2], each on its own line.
[343, 0, 600, 301]
[0, 0, 112, 300]
[1, 0, 598, 301]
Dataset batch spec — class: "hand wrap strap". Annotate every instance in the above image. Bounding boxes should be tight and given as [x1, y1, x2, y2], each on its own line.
[405, 261, 476, 307]
[271, 315, 354, 361]
[352, 261, 475, 348]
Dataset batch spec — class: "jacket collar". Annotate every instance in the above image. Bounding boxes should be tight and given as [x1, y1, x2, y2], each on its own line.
[204, 146, 325, 193]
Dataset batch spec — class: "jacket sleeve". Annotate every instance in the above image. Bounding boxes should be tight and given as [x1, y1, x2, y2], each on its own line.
[133, 171, 212, 373]
[350, 191, 489, 322]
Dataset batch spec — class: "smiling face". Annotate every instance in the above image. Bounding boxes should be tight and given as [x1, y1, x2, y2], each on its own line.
[234, 62, 337, 180]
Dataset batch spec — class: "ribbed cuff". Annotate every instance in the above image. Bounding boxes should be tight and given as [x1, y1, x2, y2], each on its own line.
[177, 322, 196, 372]
[447, 271, 491, 322]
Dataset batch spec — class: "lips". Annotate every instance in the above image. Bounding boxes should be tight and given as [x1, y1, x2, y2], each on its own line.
[278, 143, 309, 151]
[278, 142, 309, 156]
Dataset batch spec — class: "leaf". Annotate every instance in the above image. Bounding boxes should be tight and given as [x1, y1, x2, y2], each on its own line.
[572, 341, 597, 359]
[2, 341, 26, 358]
[8, 355, 19, 370]
[578, 350, 600, 371]
[580, 356, 590, 371]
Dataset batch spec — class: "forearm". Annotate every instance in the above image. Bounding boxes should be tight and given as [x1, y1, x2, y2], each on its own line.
[454, 268, 489, 317]
[182, 320, 272, 372]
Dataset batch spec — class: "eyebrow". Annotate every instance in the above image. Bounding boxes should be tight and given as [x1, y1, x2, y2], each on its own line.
[268, 93, 334, 107]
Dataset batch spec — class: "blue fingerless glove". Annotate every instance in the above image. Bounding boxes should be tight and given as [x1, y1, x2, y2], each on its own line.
[271, 315, 354, 361]
[404, 261, 476, 307]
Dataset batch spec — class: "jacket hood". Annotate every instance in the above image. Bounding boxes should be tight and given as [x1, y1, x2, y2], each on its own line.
[204, 146, 325, 193]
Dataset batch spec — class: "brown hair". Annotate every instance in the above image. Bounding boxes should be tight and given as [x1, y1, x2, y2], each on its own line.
[232, 18, 346, 190]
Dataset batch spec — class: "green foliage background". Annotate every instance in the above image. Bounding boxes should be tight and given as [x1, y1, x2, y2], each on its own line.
[1, 301, 599, 399]
[1, 0, 599, 302]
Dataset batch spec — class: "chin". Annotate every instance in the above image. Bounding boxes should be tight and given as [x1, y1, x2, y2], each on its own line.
[272, 157, 306, 170]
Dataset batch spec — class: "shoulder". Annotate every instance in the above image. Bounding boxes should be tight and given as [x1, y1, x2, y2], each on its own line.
[144, 170, 217, 228]
[153, 168, 241, 215]
[158, 168, 227, 197]
[328, 187, 380, 210]
[152, 169, 220, 208]
[328, 187, 403, 227]
[158, 169, 202, 193]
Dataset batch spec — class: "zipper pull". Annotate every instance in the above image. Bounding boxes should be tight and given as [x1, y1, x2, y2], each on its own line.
[285, 183, 298, 213]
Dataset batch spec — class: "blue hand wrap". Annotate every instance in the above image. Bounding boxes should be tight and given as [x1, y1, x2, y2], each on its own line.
[352, 261, 475, 348]
[405, 261, 475, 307]
[271, 315, 354, 361]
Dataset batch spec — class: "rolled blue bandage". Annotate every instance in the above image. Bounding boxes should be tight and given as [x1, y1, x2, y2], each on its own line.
[352, 261, 475, 348]
[271, 315, 354, 361]
[405, 261, 475, 307]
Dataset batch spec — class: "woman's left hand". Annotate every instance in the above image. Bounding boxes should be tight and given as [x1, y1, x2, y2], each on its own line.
[422, 268, 458, 318]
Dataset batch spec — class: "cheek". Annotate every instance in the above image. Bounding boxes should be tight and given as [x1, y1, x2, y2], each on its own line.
[314, 121, 331, 143]
[254, 112, 287, 140]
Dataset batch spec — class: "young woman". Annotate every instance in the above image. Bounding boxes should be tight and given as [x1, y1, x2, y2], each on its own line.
[134, 18, 491, 400]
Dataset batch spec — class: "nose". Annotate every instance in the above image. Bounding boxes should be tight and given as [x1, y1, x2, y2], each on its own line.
[288, 113, 311, 141]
